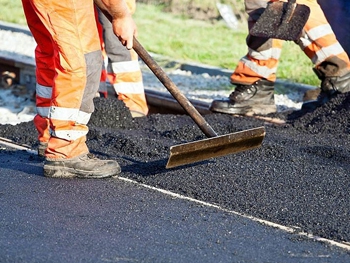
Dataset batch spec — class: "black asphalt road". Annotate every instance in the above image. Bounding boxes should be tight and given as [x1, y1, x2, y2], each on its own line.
[1, 147, 349, 263]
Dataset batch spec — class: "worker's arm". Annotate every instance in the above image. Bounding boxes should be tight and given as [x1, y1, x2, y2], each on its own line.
[94, 0, 136, 49]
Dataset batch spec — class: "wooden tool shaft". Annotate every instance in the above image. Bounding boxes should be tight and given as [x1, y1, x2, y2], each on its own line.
[133, 38, 218, 138]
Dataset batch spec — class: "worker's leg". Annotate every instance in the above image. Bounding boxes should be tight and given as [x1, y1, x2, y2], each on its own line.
[296, 0, 350, 95]
[22, 0, 120, 178]
[211, 0, 279, 115]
[22, 0, 53, 156]
[230, 0, 283, 84]
[97, 8, 149, 117]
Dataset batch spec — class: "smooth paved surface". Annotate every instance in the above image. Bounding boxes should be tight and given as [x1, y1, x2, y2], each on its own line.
[1, 147, 350, 263]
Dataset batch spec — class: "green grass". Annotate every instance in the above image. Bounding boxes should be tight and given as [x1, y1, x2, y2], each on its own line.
[0, 0, 26, 25]
[134, 4, 318, 86]
[1, 1, 319, 86]
[134, 4, 249, 69]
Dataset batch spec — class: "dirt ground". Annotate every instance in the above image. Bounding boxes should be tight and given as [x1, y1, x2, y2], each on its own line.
[0, 92, 349, 246]
[138, 0, 245, 21]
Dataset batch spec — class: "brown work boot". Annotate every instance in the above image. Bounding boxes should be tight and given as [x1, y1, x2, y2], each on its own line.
[302, 70, 350, 110]
[43, 153, 121, 179]
[210, 79, 276, 115]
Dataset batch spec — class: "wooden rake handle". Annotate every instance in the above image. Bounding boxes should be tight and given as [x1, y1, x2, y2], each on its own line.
[132, 37, 218, 138]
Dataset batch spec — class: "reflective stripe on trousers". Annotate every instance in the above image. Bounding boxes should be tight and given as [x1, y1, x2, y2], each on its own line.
[96, 8, 149, 116]
[22, 0, 102, 159]
[231, 0, 350, 84]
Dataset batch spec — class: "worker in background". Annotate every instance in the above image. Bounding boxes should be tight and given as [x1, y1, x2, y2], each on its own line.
[95, 0, 149, 118]
[21, 0, 135, 178]
[210, 0, 350, 116]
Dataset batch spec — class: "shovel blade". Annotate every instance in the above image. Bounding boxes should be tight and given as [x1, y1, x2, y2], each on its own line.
[250, 1, 310, 41]
[166, 126, 265, 169]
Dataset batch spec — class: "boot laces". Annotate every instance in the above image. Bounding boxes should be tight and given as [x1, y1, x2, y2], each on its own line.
[235, 84, 253, 93]
[230, 84, 256, 102]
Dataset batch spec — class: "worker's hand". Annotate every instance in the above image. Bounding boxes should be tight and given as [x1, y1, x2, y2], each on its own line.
[111, 14, 137, 50]
[94, 0, 137, 49]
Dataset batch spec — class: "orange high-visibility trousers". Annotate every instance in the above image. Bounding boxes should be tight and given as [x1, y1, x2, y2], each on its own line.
[22, 0, 102, 159]
[96, 2, 149, 116]
[231, 0, 350, 85]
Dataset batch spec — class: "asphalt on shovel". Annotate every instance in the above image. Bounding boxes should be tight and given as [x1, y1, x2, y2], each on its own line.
[133, 38, 265, 168]
[249, 0, 310, 41]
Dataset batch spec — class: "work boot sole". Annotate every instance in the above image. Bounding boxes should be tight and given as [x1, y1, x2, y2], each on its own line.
[44, 161, 121, 179]
[210, 101, 277, 116]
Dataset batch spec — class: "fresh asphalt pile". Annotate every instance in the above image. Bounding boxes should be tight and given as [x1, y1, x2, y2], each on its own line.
[0, 92, 349, 245]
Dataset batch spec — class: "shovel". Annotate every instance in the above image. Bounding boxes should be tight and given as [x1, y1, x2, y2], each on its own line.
[94, 3, 265, 168]
[249, 0, 310, 41]
[133, 38, 265, 168]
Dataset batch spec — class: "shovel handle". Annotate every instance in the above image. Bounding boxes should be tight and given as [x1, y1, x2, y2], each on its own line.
[133, 37, 218, 138]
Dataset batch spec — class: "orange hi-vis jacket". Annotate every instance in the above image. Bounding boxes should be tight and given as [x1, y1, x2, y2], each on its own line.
[231, 0, 350, 85]
[22, 0, 102, 159]
[95, 2, 149, 116]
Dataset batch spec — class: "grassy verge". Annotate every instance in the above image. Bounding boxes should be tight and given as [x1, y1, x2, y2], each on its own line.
[134, 4, 318, 86]
[0, 0, 26, 25]
[1, 1, 319, 86]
